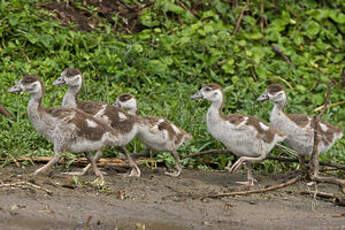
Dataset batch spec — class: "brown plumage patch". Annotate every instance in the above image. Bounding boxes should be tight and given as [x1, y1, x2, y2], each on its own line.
[45, 107, 71, 118]
[103, 106, 137, 134]
[224, 114, 284, 143]
[64, 68, 81, 78]
[70, 91, 138, 135]
[246, 115, 284, 143]
[145, 116, 161, 125]
[175, 127, 192, 146]
[118, 94, 134, 102]
[318, 122, 343, 146]
[21, 76, 41, 84]
[267, 84, 284, 94]
[222, 114, 245, 125]
[46, 107, 114, 141]
[77, 101, 105, 115]
[288, 113, 342, 146]
[204, 83, 222, 91]
[157, 119, 175, 141]
[288, 114, 311, 128]
[145, 116, 192, 145]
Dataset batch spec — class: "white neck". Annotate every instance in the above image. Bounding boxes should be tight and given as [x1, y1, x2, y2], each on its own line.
[272, 99, 286, 113]
[127, 107, 137, 115]
[207, 98, 223, 121]
[62, 85, 80, 108]
[27, 91, 42, 122]
[270, 100, 287, 124]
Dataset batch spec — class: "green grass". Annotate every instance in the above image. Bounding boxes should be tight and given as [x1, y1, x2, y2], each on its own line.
[1, 0, 345, 173]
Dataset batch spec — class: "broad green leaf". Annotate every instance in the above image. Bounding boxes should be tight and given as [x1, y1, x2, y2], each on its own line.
[304, 20, 320, 39]
[329, 11, 345, 24]
[244, 32, 263, 40]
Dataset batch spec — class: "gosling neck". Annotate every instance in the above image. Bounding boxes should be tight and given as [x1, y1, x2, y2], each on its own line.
[207, 96, 224, 118]
[62, 84, 81, 108]
[272, 99, 286, 114]
[28, 87, 44, 121]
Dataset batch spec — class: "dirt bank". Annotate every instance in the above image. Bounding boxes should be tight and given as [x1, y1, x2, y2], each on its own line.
[0, 165, 344, 230]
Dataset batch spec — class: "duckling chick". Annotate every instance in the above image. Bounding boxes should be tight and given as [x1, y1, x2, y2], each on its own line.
[53, 68, 143, 177]
[257, 84, 343, 168]
[191, 83, 286, 185]
[114, 94, 192, 177]
[8, 76, 121, 180]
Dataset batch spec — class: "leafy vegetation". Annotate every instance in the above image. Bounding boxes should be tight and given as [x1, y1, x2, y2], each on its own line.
[1, 0, 344, 173]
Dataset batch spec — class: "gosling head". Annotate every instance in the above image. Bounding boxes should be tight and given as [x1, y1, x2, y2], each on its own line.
[53, 68, 82, 87]
[8, 76, 43, 95]
[191, 83, 223, 103]
[256, 84, 286, 104]
[113, 94, 137, 115]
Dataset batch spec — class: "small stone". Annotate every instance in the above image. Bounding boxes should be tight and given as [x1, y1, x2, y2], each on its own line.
[203, 221, 210, 225]
[136, 223, 145, 229]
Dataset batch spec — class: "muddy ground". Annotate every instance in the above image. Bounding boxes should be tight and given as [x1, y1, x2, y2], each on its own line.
[0, 165, 345, 230]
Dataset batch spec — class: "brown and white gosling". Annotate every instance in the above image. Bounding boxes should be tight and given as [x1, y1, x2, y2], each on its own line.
[8, 76, 121, 180]
[191, 83, 286, 185]
[114, 94, 192, 177]
[257, 84, 343, 167]
[53, 68, 144, 177]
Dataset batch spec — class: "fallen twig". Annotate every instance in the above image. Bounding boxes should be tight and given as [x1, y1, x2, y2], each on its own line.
[313, 100, 345, 112]
[182, 149, 345, 170]
[260, 0, 265, 33]
[233, 0, 250, 35]
[0, 104, 15, 121]
[301, 190, 345, 206]
[275, 76, 293, 89]
[182, 149, 231, 158]
[272, 45, 291, 65]
[0, 156, 156, 168]
[176, 0, 200, 18]
[118, 0, 135, 11]
[6, 152, 21, 168]
[198, 175, 301, 199]
[0, 181, 52, 195]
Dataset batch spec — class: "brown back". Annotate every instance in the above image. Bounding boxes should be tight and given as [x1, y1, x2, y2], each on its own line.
[77, 101, 105, 115]
[224, 114, 284, 143]
[145, 116, 192, 144]
[45, 107, 113, 141]
[103, 105, 137, 134]
[318, 122, 343, 145]
[287, 114, 311, 128]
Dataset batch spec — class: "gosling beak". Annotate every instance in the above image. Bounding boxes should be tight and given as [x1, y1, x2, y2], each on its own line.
[256, 94, 269, 102]
[8, 84, 22, 93]
[190, 92, 203, 100]
[52, 77, 65, 86]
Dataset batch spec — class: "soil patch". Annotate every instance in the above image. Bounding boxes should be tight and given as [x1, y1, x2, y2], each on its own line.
[1, 165, 345, 229]
[41, 0, 150, 32]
